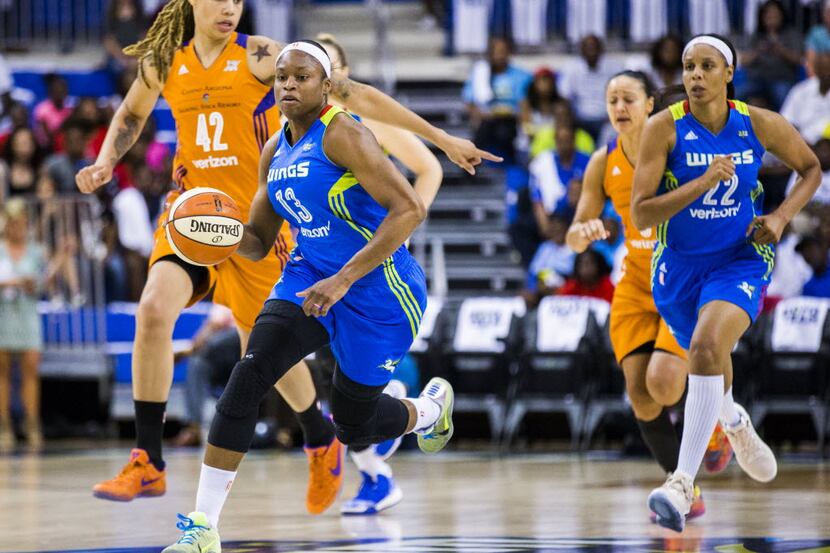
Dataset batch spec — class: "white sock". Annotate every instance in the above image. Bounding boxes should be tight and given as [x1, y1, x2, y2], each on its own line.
[195, 464, 236, 528]
[676, 374, 724, 479]
[406, 397, 441, 434]
[720, 387, 741, 428]
[350, 447, 392, 480]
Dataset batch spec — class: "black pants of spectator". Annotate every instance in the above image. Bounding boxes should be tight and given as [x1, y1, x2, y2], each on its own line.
[474, 115, 518, 165]
[184, 328, 241, 426]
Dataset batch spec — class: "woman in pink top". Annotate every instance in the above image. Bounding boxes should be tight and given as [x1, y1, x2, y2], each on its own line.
[33, 74, 74, 150]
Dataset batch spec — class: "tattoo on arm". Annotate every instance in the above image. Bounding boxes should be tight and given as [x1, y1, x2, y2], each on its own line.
[113, 113, 141, 160]
[332, 78, 359, 101]
[253, 45, 271, 62]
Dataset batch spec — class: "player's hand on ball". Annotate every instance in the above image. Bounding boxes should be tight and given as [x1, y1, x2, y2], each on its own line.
[747, 213, 786, 245]
[702, 156, 735, 189]
[296, 275, 352, 318]
[574, 219, 609, 243]
[76, 163, 114, 193]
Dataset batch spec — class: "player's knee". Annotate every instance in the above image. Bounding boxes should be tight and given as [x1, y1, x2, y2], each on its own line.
[624, 375, 652, 410]
[647, 370, 684, 406]
[215, 356, 272, 420]
[332, 419, 373, 448]
[136, 291, 178, 333]
[688, 337, 722, 372]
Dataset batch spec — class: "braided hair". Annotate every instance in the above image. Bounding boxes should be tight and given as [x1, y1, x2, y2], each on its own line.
[123, 0, 195, 86]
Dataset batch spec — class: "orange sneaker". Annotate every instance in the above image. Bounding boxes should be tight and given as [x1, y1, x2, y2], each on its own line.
[704, 422, 734, 474]
[304, 437, 344, 515]
[92, 448, 166, 501]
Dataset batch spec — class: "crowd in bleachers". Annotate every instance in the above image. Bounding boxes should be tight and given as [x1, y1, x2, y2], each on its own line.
[461, 0, 830, 310]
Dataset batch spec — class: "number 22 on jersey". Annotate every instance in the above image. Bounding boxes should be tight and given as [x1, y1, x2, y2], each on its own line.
[196, 112, 228, 153]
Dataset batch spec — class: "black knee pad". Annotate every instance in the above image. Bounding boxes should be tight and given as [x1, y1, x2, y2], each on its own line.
[209, 300, 329, 452]
[215, 356, 273, 420]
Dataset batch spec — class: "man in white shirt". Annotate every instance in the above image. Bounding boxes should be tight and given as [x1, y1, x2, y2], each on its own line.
[780, 52, 830, 145]
[557, 35, 617, 139]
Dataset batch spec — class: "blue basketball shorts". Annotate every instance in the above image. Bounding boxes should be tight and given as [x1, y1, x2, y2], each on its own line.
[651, 242, 774, 350]
[268, 255, 427, 386]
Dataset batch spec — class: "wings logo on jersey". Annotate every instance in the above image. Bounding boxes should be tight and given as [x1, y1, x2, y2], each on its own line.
[738, 281, 755, 299]
[686, 150, 754, 167]
[378, 358, 400, 372]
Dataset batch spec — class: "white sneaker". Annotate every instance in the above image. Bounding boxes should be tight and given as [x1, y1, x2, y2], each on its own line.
[162, 512, 221, 553]
[722, 404, 777, 483]
[416, 377, 454, 454]
[648, 471, 694, 533]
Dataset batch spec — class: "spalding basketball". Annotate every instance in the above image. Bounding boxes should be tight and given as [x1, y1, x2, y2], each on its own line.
[165, 187, 244, 267]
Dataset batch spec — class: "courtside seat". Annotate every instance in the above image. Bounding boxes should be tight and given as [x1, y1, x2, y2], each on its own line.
[752, 297, 830, 453]
[432, 296, 525, 444]
[503, 296, 607, 450]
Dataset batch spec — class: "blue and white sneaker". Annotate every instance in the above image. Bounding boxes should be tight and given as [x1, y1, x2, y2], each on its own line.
[648, 471, 694, 533]
[340, 471, 403, 515]
[375, 380, 407, 460]
[416, 377, 454, 454]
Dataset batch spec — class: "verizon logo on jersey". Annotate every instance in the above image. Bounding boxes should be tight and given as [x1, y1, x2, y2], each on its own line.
[689, 203, 742, 220]
[193, 155, 239, 169]
[686, 150, 754, 167]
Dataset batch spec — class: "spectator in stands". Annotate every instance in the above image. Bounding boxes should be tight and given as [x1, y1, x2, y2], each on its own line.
[557, 34, 616, 140]
[100, 211, 129, 302]
[103, 0, 147, 86]
[172, 305, 238, 447]
[738, 0, 802, 110]
[0, 103, 30, 152]
[787, 138, 830, 206]
[806, 0, 830, 74]
[557, 249, 615, 303]
[65, 97, 109, 160]
[44, 120, 93, 194]
[781, 51, 830, 145]
[797, 235, 830, 297]
[1, 127, 44, 201]
[767, 222, 813, 304]
[522, 213, 575, 308]
[646, 34, 683, 89]
[462, 36, 533, 164]
[528, 100, 595, 159]
[34, 172, 82, 306]
[0, 198, 46, 452]
[519, 67, 561, 147]
[529, 123, 590, 232]
[33, 74, 74, 151]
[0, 53, 12, 121]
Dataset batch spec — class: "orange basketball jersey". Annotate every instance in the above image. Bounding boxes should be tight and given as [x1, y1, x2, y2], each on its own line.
[162, 32, 278, 219]
[602, 137, 657, 287]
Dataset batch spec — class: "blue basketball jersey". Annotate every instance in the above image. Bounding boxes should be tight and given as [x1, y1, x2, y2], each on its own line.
[658, 100, 766, 256]
[266, 105, 412, 283]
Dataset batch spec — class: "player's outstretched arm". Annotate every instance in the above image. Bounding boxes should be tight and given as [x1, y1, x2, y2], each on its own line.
[747, 107, 821, 244]
[566, 147, 610, 252]
[75, 58, 162, 193]
[296, 114, 426, 318]
[332, 79, 501, 175]
[249, 35, 499, 175]
[362, 118, 443, 209]
[239, 133, 285, 261]
[631, 111, 729, 230]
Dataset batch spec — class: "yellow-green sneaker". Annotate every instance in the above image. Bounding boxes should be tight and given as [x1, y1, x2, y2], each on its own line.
[416, 377, 454, 454]
[162, 512, 221, 553]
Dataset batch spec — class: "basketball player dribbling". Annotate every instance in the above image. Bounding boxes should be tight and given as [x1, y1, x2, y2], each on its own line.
[74, 0, 497, 513]
[163, 40, 453, 552]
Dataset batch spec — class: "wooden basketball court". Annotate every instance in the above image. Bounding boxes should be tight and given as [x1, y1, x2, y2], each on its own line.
[1, 448, 828, 552]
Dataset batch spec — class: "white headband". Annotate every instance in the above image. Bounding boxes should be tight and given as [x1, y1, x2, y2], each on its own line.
[682, 36, 733, 67]
[277, 41, 332, 78]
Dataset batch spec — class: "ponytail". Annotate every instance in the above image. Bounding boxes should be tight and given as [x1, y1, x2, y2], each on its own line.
[123, 0, 195, 86]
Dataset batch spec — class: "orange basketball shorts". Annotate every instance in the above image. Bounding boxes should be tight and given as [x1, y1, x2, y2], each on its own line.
[609, 268, 686, 364]
[149, 192, 292, 332]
